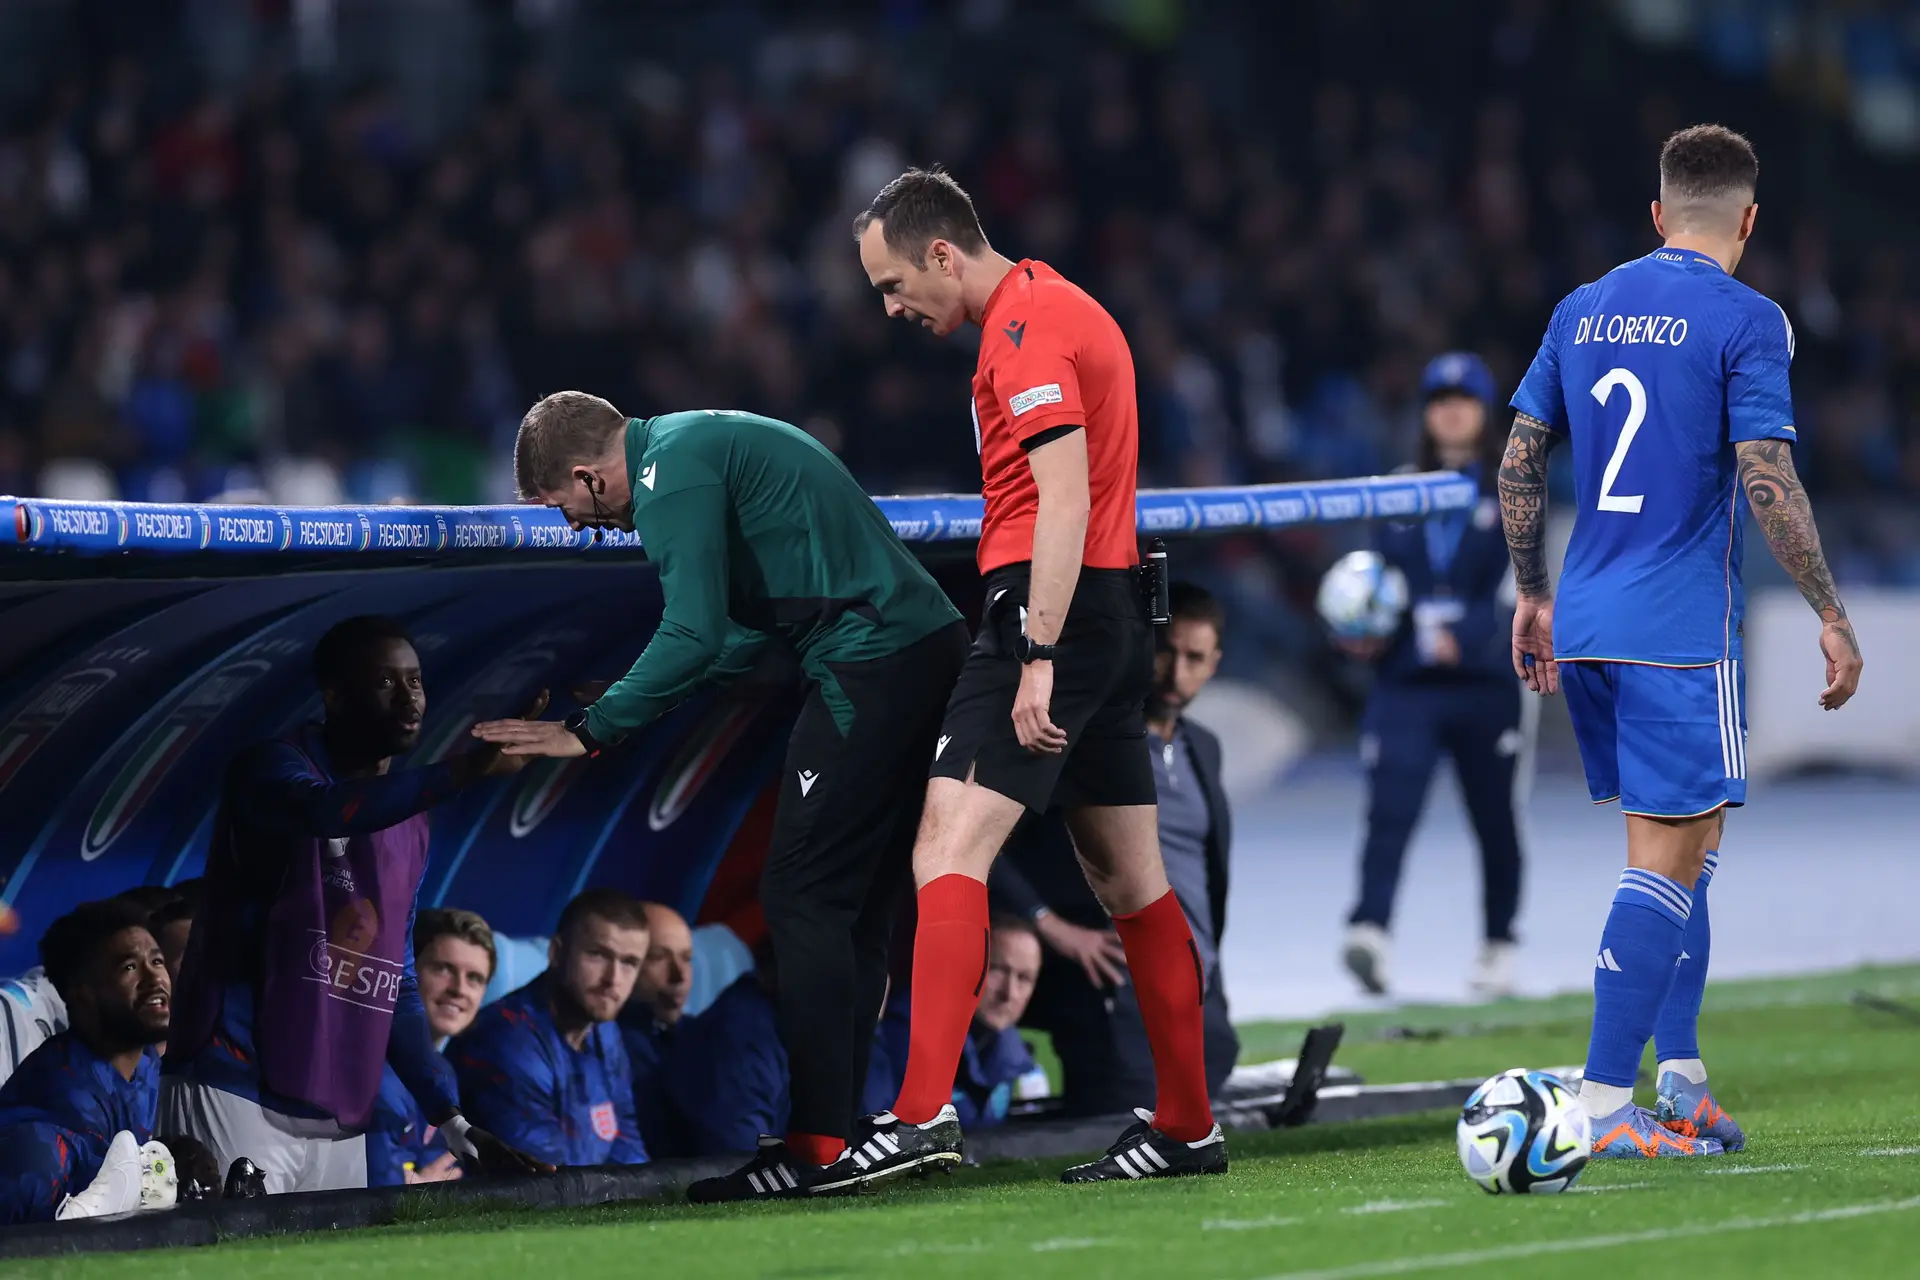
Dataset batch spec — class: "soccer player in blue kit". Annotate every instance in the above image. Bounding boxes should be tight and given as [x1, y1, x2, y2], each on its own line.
[1500, 125, 1863, 1159]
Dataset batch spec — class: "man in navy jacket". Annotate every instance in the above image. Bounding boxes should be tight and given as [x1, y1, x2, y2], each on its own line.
[450, 890, 649, 1166]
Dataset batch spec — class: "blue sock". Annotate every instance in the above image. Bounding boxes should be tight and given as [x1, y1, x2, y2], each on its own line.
[1585, 867, 1693, 1090]
[1654, 851, 1715, 1064]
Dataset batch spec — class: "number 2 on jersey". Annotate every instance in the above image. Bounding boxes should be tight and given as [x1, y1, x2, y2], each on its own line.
[1590, 367, 1646, 514]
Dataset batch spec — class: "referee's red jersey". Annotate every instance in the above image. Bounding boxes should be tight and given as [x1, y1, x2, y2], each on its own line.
[970, 259, 1140, 574]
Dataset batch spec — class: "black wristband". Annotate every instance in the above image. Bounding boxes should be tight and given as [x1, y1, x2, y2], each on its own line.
[564, 709, 604, 757]
[1014, 633, 1058, 664]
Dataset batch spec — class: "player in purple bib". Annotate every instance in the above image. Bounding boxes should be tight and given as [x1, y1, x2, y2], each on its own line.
[1502, 126, 1862, 1159]
[163, 616, 552, 1192]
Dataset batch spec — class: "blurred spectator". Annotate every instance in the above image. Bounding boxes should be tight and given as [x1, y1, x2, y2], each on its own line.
[0, 3, 1907, 599]
[449, 889, 650, 1167]
[367, 907, 497, 1187]
[0, 899, 167, 1223]
[619, 901, 695, 1157]
[992, 582, 1239, 1114]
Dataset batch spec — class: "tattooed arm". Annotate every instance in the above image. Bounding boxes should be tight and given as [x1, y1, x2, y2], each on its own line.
[1735, 438, 1862, 709]
[1498, 413, 1560, 600]
[1498, 413, 1561, 693]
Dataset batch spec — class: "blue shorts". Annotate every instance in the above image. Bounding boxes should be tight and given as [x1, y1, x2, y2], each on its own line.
[1561, 659, 1746, 819]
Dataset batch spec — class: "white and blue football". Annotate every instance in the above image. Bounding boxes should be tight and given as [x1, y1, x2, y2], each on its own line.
[1316, 550, 1410, 641]
[1456, 1069, 1591, 1195]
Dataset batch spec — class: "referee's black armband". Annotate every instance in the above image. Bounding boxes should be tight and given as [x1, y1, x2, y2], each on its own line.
[1019, 423, 1084, 451]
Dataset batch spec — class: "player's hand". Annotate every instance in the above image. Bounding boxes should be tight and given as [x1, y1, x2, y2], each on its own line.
[1511, 596, 1558, 695]
[1035, 913, 1129, 988]
[1012, 660, 1068, 754]
[441, 1114, 556, 1176]
[1426, 627, 1461, 667]
[470, 715, 583, 761]
[467, 690, 559, 772]
[1818, 618, 1862, 710]
[403, 1151, 464, 1184]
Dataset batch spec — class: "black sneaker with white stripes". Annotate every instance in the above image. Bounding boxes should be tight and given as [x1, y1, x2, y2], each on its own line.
[812, 1104, 964, 1191]
[1060, 1108, 1229, 1184]
[686, 1137, 825, 1203]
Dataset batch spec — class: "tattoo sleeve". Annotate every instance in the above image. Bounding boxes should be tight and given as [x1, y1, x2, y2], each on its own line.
[1498, 412, 1559, 599]
[1736, 438, 1857, 652]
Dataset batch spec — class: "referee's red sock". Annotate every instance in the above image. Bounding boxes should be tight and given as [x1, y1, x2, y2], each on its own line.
[890, 873, 989, 1125]
[1113, 890, 1215, 1143]
[785, 1131, 845, 1167]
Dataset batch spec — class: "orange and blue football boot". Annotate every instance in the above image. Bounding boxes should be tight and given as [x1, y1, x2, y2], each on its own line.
[1589, 1103, 1724, 1159]
[1655, 1071, 1746, 1152]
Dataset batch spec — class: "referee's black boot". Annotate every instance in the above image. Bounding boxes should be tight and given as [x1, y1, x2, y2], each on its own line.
[812, 1104, 964, 1192]
[1060, 1108, 1229, 1184]
[687, 1137, 827, 1203]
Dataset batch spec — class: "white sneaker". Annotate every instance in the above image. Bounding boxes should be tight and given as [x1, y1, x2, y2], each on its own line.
[1341, 923, 1392, 995]
[137, 1139, 178, 1211]
[55, 1130, 143, 1220]
[1470, 940, 1518, 999]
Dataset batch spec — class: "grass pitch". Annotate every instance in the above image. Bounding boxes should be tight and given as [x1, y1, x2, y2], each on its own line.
[24, 966, 1920, 1279]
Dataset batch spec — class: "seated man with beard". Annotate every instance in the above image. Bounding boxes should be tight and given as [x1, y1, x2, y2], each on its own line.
[450, 890, 650, 1167]
[0, 900, 170, 1221]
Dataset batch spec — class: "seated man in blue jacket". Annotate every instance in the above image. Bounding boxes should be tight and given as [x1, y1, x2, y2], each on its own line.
[367, 908, 497, 1186]
[619, 901, 695, 1157]
[0, 899, 169, 1222]
[450, 889, 650, 1167]
[866, 917, 1041, 1132]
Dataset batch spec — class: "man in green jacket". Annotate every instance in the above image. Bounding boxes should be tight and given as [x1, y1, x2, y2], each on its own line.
[473, 392, 967, 1201]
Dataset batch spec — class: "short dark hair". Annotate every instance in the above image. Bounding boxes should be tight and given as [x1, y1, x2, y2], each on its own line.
[555, 888, 648, 944]
[416, 907, 498, 980]
[313, 616, 414, 691]
[39, 898, 156, 1004]
[514, 391, 628, 500]
[1169, 581, 1225, 638]
[115, 885, 181, 916]
[149, 895, 196, 934]
[1659, 125, 1758, 204]
[854, 167, 989, 266]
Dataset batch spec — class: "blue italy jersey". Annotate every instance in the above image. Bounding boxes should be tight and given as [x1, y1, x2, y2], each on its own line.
[1511, 249, 1798, 665]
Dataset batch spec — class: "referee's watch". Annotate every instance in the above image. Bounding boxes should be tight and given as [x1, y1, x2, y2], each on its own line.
[1013, 633, 1058, 664]
[563, 708, 604, 758]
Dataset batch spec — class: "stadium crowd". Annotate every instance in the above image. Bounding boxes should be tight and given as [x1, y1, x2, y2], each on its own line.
[1, 1, 1918, 596]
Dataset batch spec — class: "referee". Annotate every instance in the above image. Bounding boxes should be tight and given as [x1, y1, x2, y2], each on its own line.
[473, 395, 967, 1201]
[835, 168, 1224, 1189]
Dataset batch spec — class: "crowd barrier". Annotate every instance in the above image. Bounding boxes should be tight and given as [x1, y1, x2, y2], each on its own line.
[0, 473, 1471, 974]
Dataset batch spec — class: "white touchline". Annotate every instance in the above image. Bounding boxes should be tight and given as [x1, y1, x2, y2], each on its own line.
[1568, 1182, 1652, 1193]
[1030, 1238, 1110, 1252]
[1701, 1163, 1809, 1176]
[1204, 1216, 1304, 1231]
[1250, 1196, 1920, 1280]
[1342, 1199, 1448, 1215]
[1862, 1147, 1920, 1158]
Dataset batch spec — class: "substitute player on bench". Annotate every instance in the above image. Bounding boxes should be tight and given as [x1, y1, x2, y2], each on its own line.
[472, 396, 968, 1201]
[843, 168, 1223, 1186]
[1501, 125, 1862, 1159]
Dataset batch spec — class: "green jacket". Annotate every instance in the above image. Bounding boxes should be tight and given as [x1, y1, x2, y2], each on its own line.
[585, 411, 961, 741]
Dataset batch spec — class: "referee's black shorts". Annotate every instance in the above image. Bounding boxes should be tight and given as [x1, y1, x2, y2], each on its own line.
[929, 563, 1157, 813]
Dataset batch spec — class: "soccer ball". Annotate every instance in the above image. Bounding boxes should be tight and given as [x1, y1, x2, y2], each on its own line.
[1316, 550, 1409, 641]
[1456, 1069, 1591, 1195]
